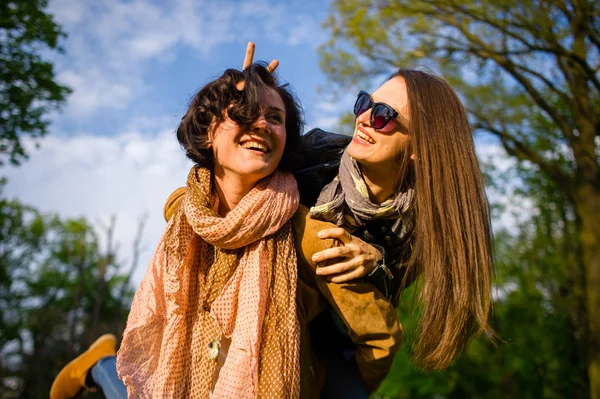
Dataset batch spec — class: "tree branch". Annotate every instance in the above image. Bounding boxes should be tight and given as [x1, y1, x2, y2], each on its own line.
[438, 21, 575, 141]
[474, 120, 574, 199]
[118, 213, 147, 300]
[421, 0, 600, 91]
[432, 41, 573, 104]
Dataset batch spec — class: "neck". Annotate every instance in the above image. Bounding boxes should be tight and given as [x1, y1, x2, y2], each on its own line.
[213, 171, 258, 216]
[359, 162, 398, 204]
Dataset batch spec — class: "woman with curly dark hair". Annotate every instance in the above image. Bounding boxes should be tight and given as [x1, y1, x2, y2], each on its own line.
[50, 63, 307, 399]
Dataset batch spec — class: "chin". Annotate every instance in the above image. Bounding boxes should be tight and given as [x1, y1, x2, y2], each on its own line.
[346, 143, 368, 161]
[242, 164, 278, 180]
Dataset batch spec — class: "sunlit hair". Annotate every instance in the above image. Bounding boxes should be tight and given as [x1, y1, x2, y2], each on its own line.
[176, 63, 303, 171]
[392, 69, 494, 370]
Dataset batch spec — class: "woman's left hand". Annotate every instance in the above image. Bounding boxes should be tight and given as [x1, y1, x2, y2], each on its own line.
[311, 228, 383, 283]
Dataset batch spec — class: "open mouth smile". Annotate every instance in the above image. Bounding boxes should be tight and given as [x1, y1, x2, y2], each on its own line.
[355, 127, 375, 144]
[239, 137, 271, 154]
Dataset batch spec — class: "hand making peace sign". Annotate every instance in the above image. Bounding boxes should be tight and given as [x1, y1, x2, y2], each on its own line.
[242, 41, 279, 73]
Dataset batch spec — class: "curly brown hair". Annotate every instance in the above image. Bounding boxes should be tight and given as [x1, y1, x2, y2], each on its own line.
[176, 63, 303, 172]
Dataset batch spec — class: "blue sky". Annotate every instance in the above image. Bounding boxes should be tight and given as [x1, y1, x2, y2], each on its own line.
[5, 0, 359, 285]
[4, 0, 522, 286]
[45, 0, 350, 137]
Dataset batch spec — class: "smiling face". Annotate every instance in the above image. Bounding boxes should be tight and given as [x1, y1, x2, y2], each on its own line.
[211, 87, 287, 186]
[347, 76, 411, 170]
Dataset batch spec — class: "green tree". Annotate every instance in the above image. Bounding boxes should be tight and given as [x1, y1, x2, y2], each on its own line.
[0, 0, 71, 166]
[375, 162, 588, 398]
[0, 193, 140, 398]
[320, 1, 599, 397]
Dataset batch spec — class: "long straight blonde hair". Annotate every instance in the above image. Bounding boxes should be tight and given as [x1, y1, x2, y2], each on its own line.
[393, 69, 494, 370]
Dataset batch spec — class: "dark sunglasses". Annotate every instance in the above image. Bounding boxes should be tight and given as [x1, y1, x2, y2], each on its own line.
[353, 90, 399, 130]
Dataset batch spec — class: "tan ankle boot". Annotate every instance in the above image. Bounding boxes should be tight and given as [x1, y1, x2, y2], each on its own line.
[49, 334, 117, 399]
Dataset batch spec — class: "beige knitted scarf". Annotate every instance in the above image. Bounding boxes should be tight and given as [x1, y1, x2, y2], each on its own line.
[117, 166, 300, 398]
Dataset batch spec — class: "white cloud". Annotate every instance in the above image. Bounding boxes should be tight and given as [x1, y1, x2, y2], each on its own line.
[311, 116, 341, 132]
[47, 0, 324, 117]
[57, 69, 135, 111]
[286, 15, 322, 46]
[476, 141, 536, 234]
[4, 0, 328, 287]
[308, 94, 356, 133]
[5, 129, 193, 287]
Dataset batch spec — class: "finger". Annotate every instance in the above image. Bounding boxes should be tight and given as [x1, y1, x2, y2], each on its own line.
[266, 59, 279, 73]
[317, 227, 352, 244]
[330, 268, 367, 283]
[312, 246, 354, 263]
[316, 260, 359, 276]
[243, 42, 255, 70]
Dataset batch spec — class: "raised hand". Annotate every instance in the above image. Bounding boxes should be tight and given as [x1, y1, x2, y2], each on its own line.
[242, 42, 279, 73]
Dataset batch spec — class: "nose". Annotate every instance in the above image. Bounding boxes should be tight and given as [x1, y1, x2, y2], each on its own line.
[251, 114, 268, 133]
[356, 107, 372, 126]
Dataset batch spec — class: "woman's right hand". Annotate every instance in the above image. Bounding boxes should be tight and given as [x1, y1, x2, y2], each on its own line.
[311, 227, 383, 283]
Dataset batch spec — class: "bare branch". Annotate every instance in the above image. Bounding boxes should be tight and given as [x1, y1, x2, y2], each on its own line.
[91, 215, 116, 335]
[578, 0, 600, 52]
[587, 30, 600, 53]
[555, 0, 576, 24]
[474, 120, 574, 199]
[422, 0, 600, 91]
[118, 213, 148, 300]
[408, 5, 577, 141]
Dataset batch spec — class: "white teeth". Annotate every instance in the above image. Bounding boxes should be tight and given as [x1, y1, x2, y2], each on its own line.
[241, 141, 268, 152]
[356, 131, 375, 144]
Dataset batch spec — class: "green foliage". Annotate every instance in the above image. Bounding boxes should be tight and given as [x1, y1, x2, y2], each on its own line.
[321, 1, 599, 397]
[0, 2, 134, 397]
[0, 0, 71, 166]
[374, 172, 588, 398]
[320, 0, 598, 196]
[0, 191, 134, 398]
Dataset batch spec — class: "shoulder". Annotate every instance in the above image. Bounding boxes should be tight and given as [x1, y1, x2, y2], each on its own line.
[291, 205, 341, 269]
[291, 205, 338, 242]
[164, 187, 186, 222]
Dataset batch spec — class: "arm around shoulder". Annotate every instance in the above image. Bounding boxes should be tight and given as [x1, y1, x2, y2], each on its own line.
[291, 205, 404, 393]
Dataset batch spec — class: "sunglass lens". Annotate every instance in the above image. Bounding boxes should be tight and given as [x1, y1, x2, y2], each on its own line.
[354, 93, 372, 117]
[371, 104, 390, 129]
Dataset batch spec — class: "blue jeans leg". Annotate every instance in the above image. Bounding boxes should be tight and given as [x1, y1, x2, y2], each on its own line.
[90, 355, 128, 399]
[320, 350, 369, 399]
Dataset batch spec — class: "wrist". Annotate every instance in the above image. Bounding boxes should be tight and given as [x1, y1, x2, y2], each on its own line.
[368, 244, 393, 278]
[370, 243, 385, 263]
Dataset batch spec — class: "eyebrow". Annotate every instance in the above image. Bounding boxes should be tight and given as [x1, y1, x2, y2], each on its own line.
[264, 105, 285, 115]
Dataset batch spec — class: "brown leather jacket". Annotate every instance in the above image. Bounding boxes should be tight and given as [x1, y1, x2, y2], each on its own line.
[163, 190, 403, 396]
[292, 205, 403, 396]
